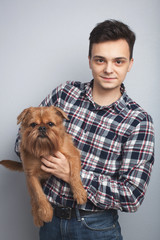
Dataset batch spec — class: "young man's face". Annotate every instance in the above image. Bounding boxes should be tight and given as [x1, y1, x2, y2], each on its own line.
[89, 39, 133, 94]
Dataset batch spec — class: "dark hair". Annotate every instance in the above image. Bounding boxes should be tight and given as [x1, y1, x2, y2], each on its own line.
[89, 19, 136, 59]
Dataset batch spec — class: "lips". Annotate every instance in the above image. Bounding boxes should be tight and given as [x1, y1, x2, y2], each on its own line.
[101, 76, 117, 81]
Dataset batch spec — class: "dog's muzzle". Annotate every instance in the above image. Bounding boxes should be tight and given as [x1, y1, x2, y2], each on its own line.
[38, 126, 47, 138]
[38, 126, 46, 133]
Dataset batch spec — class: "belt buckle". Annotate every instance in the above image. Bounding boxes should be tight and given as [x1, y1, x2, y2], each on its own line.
[60, 207, 72, 220]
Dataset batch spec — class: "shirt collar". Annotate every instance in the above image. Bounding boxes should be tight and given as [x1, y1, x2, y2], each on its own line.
[84, 80, 128, 113]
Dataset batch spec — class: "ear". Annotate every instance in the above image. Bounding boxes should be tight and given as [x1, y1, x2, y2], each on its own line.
[52, 106, 69, 120]
[17, 107, 32, 125]
[88, 56, 92, 69]
[128, 58, 134, 72]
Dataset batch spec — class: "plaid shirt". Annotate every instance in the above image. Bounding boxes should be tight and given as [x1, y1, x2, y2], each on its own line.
[15, 80, 154, 212]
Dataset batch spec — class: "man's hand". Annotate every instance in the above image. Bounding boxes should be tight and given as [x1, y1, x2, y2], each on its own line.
[41, 151, 70, 184]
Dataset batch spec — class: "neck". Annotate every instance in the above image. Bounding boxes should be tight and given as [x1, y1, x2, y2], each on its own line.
[92, 85, 122, 106]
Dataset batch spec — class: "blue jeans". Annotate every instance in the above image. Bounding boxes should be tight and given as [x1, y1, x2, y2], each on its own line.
[39, 208, 123, 240]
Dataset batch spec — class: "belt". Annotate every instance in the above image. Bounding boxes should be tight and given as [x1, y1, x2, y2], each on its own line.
[53, 205, 104, 220]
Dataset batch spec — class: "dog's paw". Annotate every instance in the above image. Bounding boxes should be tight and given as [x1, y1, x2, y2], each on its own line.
[73, 188, 87, 205]
[38, 201, 53, 223]
[33, 215, 44, 227]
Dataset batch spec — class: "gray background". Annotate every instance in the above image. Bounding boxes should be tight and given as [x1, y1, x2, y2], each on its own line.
[0, 0, 159, 239]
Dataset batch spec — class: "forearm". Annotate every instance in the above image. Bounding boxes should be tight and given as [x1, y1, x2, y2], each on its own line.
[81, 160, 153, 212]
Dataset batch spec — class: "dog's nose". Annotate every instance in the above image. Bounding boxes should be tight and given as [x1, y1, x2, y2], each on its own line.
[38, 126, 46, 132]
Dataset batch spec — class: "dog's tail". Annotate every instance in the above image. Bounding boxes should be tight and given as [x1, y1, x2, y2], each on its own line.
[0, 160, 23, 172]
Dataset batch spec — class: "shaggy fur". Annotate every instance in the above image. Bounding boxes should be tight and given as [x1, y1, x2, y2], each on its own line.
[0, 106, 87, 227]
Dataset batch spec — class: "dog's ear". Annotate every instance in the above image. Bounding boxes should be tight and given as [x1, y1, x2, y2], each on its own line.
[17, 107, 32, 125]
[52, 106, 69, 120]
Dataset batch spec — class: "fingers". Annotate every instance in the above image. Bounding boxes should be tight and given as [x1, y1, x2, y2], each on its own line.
[40, 151, 70, 183]
[42, 151, 65, 163]
[40, 155, 56, 173]
[40, 163, 52, 173]
[41, 157, 54, 168]
[54, 151, 66, 160]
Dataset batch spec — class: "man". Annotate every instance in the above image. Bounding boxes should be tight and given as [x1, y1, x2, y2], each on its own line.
[15, 19, 154, 240]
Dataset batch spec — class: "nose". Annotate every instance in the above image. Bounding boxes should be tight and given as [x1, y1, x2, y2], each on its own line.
[38, 126, 46, 132]
[104, 62, 113, 74]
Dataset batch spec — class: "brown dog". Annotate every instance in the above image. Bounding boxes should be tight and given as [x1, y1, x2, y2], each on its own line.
[0, 106, 87, 227]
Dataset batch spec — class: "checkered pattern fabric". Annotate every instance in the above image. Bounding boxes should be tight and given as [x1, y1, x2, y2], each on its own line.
[15, 80, 154, 212]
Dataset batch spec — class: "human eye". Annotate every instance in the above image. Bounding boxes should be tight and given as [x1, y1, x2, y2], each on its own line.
[114, 59, 126, 66]
[116, 60, 122, 64]
[95, 58, 105, 64]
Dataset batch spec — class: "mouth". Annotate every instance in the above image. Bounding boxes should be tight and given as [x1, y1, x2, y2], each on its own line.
[37, 134, 47, 138]
[100, 76, 117, 81]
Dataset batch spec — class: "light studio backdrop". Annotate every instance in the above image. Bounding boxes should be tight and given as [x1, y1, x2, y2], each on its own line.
[0, 0, 159, 239]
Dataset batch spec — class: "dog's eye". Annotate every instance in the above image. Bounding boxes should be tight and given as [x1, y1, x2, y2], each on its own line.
[47, 122, 55, 127]
[30, 122, 37, 128]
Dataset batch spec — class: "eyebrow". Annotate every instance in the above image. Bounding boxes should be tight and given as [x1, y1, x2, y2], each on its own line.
[93, 56, 105, 59]
[114, 57, 128, 61]
[93, 56, 128, 61]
